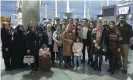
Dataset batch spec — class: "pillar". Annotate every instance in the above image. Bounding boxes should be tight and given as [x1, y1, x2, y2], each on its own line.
[22, 1, 40, 30]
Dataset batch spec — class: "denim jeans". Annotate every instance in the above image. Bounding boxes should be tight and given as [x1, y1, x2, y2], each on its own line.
[63, 56, 71, 63]
[74, 56, 81, 67]
[56, 47, 63, 63]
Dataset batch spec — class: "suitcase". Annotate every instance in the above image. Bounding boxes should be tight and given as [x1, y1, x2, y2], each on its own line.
[39, 55, 51, 71]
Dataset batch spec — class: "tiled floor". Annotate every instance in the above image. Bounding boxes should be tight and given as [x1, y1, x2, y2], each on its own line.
[1, 48, 133, 80]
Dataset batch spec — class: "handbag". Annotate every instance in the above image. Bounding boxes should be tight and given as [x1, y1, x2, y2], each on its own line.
[23, 55, 35, 65]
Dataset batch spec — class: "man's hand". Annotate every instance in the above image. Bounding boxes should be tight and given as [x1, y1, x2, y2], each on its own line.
[27, 49, 30, 54]
[5, 48, 8, 52]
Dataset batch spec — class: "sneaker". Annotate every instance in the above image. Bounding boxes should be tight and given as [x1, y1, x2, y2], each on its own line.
[77, 67, 81, 70]
[73, 67, 77, 70]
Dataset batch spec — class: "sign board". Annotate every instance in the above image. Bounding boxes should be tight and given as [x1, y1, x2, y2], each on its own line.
[118, 6, 130, 14]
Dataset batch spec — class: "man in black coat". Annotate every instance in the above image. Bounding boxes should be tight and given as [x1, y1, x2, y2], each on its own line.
[1, 24, 12, 71]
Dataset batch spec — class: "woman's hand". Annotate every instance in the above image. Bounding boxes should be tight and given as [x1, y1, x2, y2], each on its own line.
[117, 48, 121, 52]
[93, 40, 97, 44]
[94, 43, 100, 49]
[5, 48, 8, 52]
[27, 49, 30, 54]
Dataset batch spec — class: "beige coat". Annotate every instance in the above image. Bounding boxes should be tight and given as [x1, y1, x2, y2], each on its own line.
[62, 31, 76, 56]
[72, 42, 83, 56]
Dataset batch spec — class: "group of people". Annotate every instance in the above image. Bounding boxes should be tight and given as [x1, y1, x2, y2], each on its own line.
[1, 15, 133, 75]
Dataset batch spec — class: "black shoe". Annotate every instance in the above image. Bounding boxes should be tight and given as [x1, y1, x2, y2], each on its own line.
[98, 68, 101, 72]
[94, 67, 97, 70]
[110, 70, 115, 75]
[87, 60, 90, 65]
[107, 68, 111, 72]
[5, 68, 13, 71]
[32, 68, 38, 71]
[122, 70, 127, 74]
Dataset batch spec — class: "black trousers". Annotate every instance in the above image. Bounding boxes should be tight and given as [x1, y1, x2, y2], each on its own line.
[48, 44, 55, 63]
[87, 41, 94, 64]
[94, 54, 103, 70]
[2, 51, 12, 69]
[82, 39, 88, 62]
[108, 47, 121, 71]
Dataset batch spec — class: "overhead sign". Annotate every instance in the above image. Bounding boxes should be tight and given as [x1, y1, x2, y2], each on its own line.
[118, 6, 130, 14]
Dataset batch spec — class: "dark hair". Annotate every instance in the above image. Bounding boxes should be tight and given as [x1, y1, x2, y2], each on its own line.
[109, 21, 115, 25]
[75, 37, 82, 42]
[41, 44, 47, 49]
[90, 21, 95, 27]
[119, 15, 126, 19]
[83, 18, 88, 21]
[75, 18, 79, 21]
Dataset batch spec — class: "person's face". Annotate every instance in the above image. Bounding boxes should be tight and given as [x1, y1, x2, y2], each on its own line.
[90, 23, 94, 28]
[31, 26, 36, 32]
[47, 25, 52, 30]
[69, 19, 73, 24]
[44, 46, 47, 50]
[75, 20, 79, 24]
[56, 20, 60, 24]
[104, 21, 107, 25]
[56, 26, 61, 31]
[83, 20, 88, 25]
[119, 16, 125, 23]
[109, 22, 115, 28]
[97, 22, 102, 27]
[76, 38, 80, 42]
[63, 20, 67, 25]
[67, 24, 73, 32]
[19, 26, 25, 32]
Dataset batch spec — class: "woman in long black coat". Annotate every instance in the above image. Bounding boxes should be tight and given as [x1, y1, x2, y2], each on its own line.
[1, 24, 12, 71]
[26, 25, 39, 71]
[11, 25, 26, 69]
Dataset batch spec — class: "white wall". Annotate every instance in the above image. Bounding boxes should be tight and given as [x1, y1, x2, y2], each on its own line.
[102, 16, 117, 24]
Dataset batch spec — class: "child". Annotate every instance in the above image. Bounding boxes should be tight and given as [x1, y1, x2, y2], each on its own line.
[39, 44, 51, 71]
[72, 37, 83, 70]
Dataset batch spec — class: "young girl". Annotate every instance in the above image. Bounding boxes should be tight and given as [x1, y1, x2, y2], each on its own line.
[72, 37, 83, 70]
[39, 44, 51, 71]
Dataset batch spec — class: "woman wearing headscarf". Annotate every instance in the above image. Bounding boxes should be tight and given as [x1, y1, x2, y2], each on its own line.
[11, 25, 26, 69]
[53, 25, 63, 68]
[26, 25, 39, 71]
[62, 24, 76, 68]
[92, 20, 107, 71]
[106, 21, 122, 74]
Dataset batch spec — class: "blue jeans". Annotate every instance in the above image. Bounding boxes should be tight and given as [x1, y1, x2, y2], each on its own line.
[63, 56, 71, 63]
[74, 56, 81, 67]
[56, 47, 63, 62]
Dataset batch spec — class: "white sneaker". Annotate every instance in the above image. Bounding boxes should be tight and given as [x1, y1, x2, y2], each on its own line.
[73, 67, 77, 70]
[77, 67, 81, 70]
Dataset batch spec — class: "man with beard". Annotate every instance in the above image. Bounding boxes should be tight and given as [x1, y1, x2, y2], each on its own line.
[1, 23, 12, 71]
[117, 15, 132, 74]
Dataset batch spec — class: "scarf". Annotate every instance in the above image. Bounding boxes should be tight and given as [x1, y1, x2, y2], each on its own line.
[94, 26, 103, 41]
